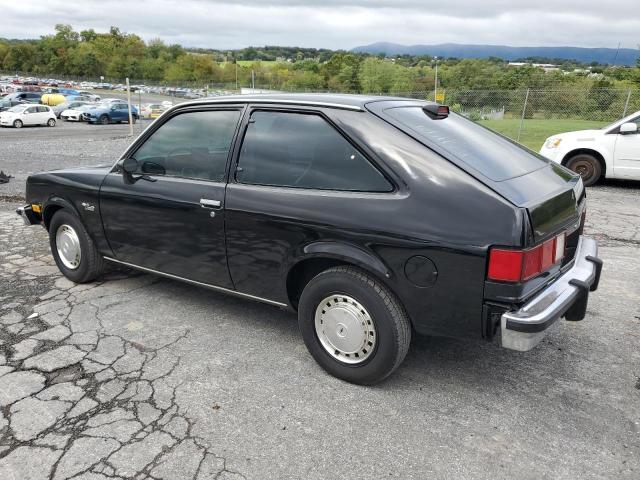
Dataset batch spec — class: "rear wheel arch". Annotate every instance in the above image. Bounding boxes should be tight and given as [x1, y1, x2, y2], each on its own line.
[285, 245, 397, 312]
[562, 148, 607, 178]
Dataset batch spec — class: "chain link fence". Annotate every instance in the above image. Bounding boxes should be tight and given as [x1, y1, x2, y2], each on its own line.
[392, 88, 640, 150]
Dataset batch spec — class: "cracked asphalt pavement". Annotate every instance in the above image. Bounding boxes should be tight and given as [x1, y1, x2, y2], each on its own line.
[0, 124, 639, 478]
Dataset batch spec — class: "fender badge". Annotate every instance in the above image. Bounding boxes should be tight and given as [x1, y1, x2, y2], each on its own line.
[81, 202, 95, 212]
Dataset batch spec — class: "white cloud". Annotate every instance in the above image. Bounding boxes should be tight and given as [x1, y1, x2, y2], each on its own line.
[2, 0, 639, 50]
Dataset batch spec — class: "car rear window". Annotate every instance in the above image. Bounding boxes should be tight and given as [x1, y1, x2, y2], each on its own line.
[383, 106, 548, 181]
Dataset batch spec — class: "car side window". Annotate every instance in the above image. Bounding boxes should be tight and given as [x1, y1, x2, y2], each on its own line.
[37, 106, 48, 113]
[131, 109, 241, 182]
[236, 111, 392, 192]
[25, 106, 37, 114]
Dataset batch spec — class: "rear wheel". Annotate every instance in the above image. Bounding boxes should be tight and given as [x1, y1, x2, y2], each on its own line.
[566, 153, 602, 186]
[298, 266, 411, 385]
[47, 118, 56, 127]
[13, 119, 23, 128]
[49, 209, 105, 283]
[99, 115, 109, 125]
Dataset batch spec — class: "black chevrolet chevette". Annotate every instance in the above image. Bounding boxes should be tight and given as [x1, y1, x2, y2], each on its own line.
[18, 94, 603, 384]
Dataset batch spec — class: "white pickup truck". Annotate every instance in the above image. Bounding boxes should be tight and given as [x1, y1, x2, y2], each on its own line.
[539, 111, 640, 185]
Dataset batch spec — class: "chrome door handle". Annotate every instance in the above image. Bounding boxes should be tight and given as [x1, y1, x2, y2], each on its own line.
[200, 198, 222, 209]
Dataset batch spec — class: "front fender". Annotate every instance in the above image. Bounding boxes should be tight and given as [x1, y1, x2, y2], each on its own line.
[43, 196, 80, 229]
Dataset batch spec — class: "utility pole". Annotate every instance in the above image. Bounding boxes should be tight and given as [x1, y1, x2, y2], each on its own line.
[235, 61, 238, 92]
[433, 56, 439, 101]
[125, 78, 133, 136]
[251, 70, 255, 91]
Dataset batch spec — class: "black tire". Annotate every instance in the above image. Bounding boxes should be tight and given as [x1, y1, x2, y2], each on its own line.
[566, 153, 602, 186]
[99, 115, 109, 125]
[13, 119, 23, 128]
[298, 266, 411, 385]
[49, 209, 105, 283]
[47, 118, 56, 127]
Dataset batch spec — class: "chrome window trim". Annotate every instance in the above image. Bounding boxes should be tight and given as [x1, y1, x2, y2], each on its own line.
[171, 98, 364, 112]
[103, 256, 288, 308]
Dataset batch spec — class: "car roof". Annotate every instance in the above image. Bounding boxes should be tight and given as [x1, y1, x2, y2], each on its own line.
[176, 93, 430, 111]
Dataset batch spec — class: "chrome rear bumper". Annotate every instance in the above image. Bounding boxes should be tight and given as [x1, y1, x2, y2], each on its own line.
[501, 236, 602, 351]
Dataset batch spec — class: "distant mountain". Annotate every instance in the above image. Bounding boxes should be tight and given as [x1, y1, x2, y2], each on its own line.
[351, 42, 639, 66]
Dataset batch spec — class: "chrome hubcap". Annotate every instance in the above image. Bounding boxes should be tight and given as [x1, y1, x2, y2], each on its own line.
[314, 295, 376, 364]
[56, 224, 82, 270]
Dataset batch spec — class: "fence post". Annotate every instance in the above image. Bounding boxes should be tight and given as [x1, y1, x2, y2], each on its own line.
[622, 89, 632, 118]
[517, 88, 530, 143]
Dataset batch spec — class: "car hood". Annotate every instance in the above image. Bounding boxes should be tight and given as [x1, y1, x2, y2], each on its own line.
[548, 129, 602, 141]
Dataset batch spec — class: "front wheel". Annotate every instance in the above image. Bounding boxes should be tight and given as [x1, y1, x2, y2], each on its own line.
[49, 209, 105, 283]
[47, 118, 56, 127]
[566, 154, 602, 186]
[298, 266, 411, 385]
[13, 119, 23, 128]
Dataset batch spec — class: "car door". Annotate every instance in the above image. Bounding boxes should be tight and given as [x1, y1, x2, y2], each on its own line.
[100, 107, 244, 287]
[114, 103, 129, 121]
[23, 106, 38, 125]
[613, 116, 640, 179]
[36, 106, 50, 124]
[224, 107, 394, 303]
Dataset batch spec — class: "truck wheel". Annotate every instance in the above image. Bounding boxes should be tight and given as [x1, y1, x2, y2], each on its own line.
[298, 266, 411, 385]
[99, 115, 109, 125]
[13, 119, 23, 128]
[566, 154, 602, 186]
[49, 209, 105, 283]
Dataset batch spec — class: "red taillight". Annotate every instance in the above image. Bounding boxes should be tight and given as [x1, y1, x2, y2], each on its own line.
[487, 249, 524, 282]
[488, 232, 566, 282]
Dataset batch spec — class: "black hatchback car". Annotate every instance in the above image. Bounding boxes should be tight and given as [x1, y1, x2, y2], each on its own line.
[18, 94, 602, 384]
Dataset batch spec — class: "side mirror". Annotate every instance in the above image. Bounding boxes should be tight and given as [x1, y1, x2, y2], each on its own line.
[121, 157, 138, 174]
[619, 122, 638, 135]
[111, 106, 117, 111]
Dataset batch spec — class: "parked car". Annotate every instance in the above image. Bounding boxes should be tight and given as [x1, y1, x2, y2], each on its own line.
[53, 101, 91, 119]
[0, 92, 42, 111]
[17, 94, 602, 384]
[60, 104, 99, 122]
[83, 102, 139, 124]
[76, 91, 101, 101]
[540, 111, 640, 185]
[0, 104, 56, 128]
[140, 103, 169, 119]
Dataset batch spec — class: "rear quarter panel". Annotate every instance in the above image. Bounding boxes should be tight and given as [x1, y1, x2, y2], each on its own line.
[227, 109, 523, 340]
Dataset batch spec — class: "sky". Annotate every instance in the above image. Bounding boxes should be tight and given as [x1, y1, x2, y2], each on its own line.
[2, 0, 640, 50]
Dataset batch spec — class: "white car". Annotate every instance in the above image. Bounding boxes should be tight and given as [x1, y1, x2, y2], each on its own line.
[540, 111, 640, 185]
[0, 104, 56, 128]
[60, 104, 98, 121]
[140, 103, 169, 119]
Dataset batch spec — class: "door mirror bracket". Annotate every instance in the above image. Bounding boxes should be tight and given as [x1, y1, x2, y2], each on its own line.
[117, 158, 156, 183]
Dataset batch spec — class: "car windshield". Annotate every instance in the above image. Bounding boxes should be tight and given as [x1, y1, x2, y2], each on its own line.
[601, 113, 640, 130]
[383, 106, 549, 182]
[7, 105, 26, 113]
